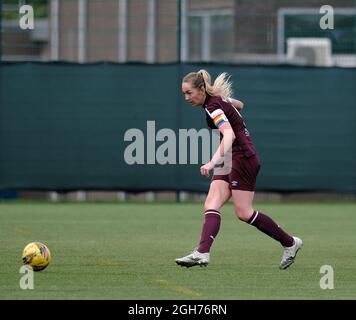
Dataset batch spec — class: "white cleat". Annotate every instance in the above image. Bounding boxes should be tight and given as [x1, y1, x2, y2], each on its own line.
[279, 236, 303, 270]
[175, 250, 210, 268]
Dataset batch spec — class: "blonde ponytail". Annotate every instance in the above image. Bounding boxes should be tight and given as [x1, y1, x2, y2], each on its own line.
[183, 69, 233, 99]
[213, 72, 233, 98]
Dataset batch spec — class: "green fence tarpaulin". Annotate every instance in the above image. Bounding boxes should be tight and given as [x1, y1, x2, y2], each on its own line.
[1, 63, 355, 192]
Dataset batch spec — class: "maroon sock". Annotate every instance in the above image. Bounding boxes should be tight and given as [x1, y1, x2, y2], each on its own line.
[197, 209, 221, 253]
[247, 211, 294, 247]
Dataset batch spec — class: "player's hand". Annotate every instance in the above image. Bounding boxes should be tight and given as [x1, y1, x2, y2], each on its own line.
[200, 161, 215, 177]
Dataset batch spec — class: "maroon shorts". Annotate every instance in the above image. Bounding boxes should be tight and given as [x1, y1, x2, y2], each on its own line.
[212, 154, 261, 191]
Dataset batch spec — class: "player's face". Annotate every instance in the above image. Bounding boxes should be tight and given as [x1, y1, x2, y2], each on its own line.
[182, 81, 206, 107]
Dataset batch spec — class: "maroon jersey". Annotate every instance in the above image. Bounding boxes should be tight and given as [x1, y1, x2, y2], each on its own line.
[203, 95, 257, 158]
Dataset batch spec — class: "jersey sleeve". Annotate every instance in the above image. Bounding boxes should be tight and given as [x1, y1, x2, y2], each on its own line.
[205, 104, 229, 128]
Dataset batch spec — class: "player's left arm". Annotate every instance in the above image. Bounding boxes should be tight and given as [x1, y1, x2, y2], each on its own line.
[212, 122, 235, 163]
[200, 122, 235, 177]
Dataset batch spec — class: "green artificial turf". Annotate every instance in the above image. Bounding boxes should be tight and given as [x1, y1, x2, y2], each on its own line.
[1, 201, 355, 300]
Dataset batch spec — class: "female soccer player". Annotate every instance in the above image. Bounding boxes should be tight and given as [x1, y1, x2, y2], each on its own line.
[175, 69, 302, 270]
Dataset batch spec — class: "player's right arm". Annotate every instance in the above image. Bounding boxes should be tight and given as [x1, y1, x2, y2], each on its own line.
[228, 98, 244, 111]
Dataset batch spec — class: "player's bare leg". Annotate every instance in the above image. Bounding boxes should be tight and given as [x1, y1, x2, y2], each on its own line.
[203, 180, 231, 213]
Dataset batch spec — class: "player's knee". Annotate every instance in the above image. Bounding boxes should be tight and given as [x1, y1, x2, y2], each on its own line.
[234, 207, 251, 222]
[204, 200, 219, 212]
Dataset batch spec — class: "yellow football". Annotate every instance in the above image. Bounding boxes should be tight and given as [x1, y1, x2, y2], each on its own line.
[22, 242, 51, 271]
